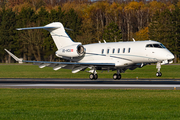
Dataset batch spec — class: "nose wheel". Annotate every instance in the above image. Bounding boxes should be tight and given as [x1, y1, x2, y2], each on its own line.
[156, 72, 162, 77]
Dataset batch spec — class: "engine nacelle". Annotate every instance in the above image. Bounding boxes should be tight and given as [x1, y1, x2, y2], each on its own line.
[56, 44, 85, 58]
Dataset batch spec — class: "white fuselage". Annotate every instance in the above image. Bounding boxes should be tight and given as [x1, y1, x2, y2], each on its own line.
[75, 40, 174, 67]
[13, 22, 175, 79]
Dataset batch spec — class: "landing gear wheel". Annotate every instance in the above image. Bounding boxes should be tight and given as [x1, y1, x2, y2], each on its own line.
[117, 74, 121, 80]
[113, 73, 118, 80]
[89, 73, 94, 80]
[156, 72, 162, 77]
[113, 73, 122, 80]
[94, 74, 98, 80]
[89, 74, 98, 80]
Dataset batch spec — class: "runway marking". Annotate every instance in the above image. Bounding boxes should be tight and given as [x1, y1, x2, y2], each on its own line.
[2, 84, 180, 88]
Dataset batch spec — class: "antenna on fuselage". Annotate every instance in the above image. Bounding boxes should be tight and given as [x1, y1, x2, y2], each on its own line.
[103, 40, 106, 43]
[132, 38, 136, 42]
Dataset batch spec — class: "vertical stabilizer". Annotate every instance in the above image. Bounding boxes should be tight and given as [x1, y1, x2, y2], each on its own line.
[17, 22, 79, 49]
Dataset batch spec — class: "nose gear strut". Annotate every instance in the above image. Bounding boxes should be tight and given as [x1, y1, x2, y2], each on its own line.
[156, 62, 162, 77]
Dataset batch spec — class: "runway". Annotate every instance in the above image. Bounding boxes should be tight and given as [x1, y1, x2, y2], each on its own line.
[0, 78, 180, 89]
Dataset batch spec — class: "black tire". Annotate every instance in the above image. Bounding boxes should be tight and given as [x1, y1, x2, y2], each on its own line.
[117, 74, 121, 80]
[158, 72, 162, 77]
[94, 74, 98, 80]
[156, 72, 162, 77]
[89, 73, 94, 80]
[113, 73, 118, 80]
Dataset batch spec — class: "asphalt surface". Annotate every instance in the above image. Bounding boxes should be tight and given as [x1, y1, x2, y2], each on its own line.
[0, 78, 180, 89]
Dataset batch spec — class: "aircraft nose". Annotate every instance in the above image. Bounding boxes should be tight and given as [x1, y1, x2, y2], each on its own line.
[167, 54, 174, 60]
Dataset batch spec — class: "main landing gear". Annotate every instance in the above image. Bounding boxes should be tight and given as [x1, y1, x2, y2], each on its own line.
[113, 73, 121, 80]
[89, 73, 98, 80]
[89, 68, 122, 80]
[89, 68, 98, 80]
[156, 62, 162, 77]
[113, 69, 121, 80]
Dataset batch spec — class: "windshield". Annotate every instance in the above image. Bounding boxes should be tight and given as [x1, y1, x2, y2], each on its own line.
[146, 44, 166, 48]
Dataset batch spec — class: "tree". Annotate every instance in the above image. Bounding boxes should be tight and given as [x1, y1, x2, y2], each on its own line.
[170, 6, 180, 62]
[64, 8, 82, 42]
[15, 7, 36, 60]
[133, 27, 149, 40]
[103, 22, 122, 42]
[149, 7, 180, 62]
[0, 9, 16, 63]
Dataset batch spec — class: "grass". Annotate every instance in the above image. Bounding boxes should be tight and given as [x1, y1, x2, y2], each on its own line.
[0, 65, 180, 119]
[0, 64, 179, 79]
[0, 89, 180, 120]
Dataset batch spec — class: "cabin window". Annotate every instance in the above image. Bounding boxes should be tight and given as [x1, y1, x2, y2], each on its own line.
[123, 48, 125, 53]
[102, 49, 104, 54]
[118, 48, 120, 53]
[128, 48, 131, 53]
[112, 49, 115, 54]
[107, 49, 109, 54]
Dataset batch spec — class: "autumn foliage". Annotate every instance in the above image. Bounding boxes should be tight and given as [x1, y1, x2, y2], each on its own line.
[0, 0, 180, 62]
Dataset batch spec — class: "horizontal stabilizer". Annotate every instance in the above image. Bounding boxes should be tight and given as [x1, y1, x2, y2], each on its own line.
[17, 26, 72, 31]
[16, 27, 58, 31]
[4, 49, 23, 62]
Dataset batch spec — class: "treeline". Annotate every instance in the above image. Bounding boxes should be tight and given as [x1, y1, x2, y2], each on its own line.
[0, 0, 180, 63]
[0, 7, 81, 62]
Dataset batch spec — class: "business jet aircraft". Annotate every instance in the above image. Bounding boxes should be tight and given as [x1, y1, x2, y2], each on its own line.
[5, 22, 174, 80]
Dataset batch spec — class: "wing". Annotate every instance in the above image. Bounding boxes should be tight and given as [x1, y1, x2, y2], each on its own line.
[5, 49, 115, 73]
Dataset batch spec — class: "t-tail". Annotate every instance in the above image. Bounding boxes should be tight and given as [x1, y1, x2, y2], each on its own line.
[17, 22, 80, 49]
[17, 22, 85, 58]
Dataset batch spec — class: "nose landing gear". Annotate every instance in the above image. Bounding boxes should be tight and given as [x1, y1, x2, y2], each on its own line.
[156, 62, 162, 77]
[156, 72, 162, 77]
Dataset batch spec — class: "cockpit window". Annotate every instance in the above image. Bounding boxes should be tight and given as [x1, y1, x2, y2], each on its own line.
[146, 44, 166, 48]
[160, 44, 166, 48]
[153, 44, 163, 48]
[146, 44, 153, 47]
[153, 44, 162, 48]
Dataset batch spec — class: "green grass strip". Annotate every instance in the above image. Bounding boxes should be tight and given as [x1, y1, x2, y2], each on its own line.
[0, 64, 179, 79]
[0, 89, 180, 120]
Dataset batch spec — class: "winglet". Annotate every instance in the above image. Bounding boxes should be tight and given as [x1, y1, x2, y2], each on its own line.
[4, 49, 23, 62]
